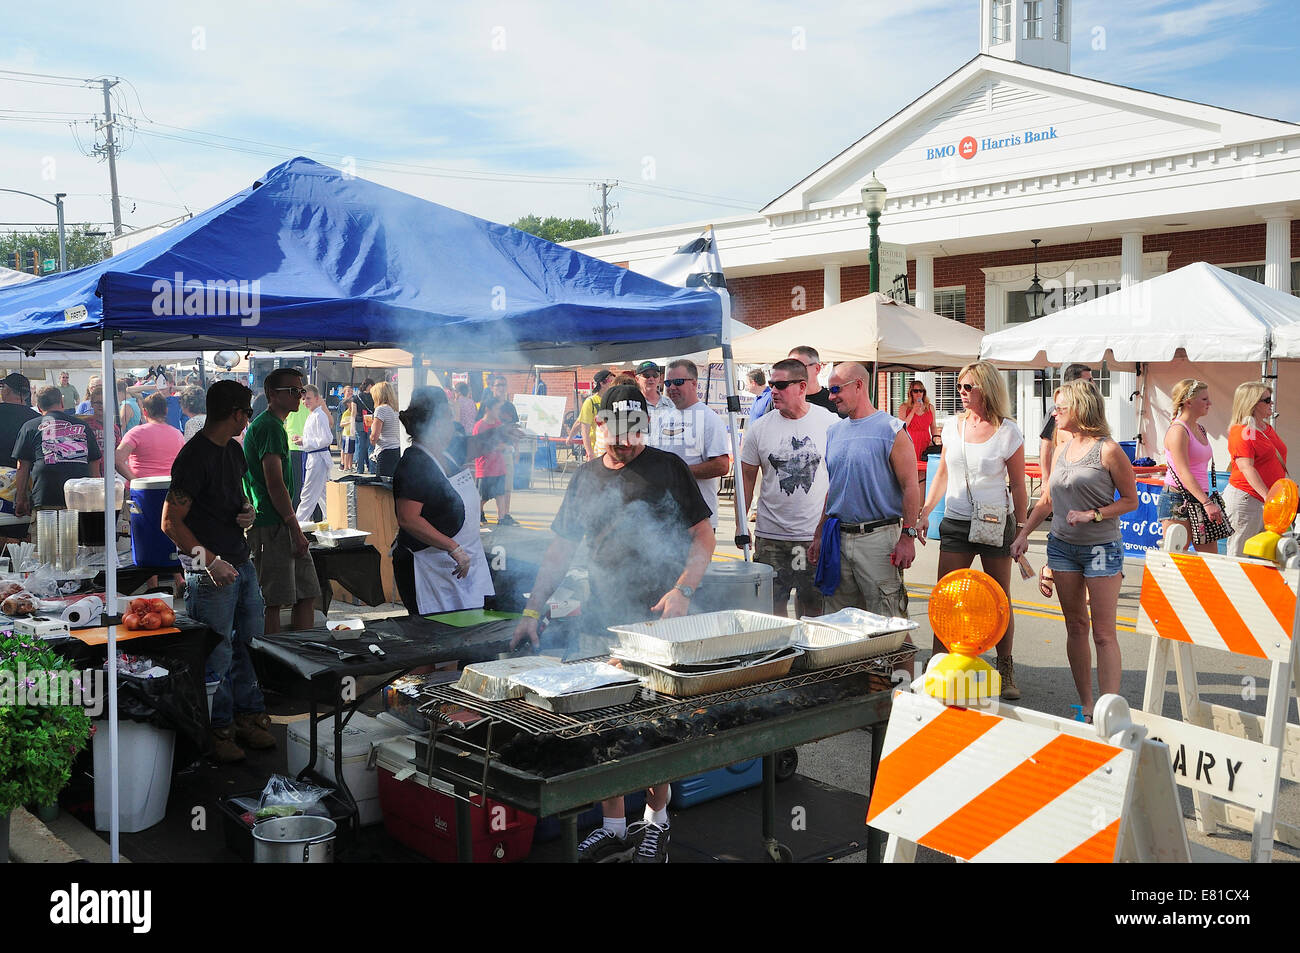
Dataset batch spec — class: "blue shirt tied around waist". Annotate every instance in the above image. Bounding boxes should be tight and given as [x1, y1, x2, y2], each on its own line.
[815, 517, 842, 596]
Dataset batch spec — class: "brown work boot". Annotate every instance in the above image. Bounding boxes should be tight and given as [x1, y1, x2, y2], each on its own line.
[997, 656, 1021, 701]
[234, 711, 276, 750]
[211, 726, 246, 763]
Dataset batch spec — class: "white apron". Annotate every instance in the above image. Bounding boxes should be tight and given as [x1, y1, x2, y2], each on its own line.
[410, 448, 495, 615]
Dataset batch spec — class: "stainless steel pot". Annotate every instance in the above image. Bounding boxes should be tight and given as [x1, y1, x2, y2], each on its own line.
[690, 561, 775, 615]
[252, 815, 337, 863]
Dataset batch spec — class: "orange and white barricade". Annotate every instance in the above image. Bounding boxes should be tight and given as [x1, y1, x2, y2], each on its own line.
[866, 690, 1190, 863]
[1136, 546, 1299, 863]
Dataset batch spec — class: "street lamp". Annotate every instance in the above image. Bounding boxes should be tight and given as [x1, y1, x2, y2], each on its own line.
[1025, 238, 1047, 319]
[0, 189, 67, 274]
[861, 173, 887, 293]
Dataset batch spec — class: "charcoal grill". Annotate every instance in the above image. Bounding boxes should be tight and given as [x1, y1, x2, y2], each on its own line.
[403, 650, 913, 862]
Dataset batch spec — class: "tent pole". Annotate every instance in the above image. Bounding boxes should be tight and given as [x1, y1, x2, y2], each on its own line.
[101, 335, 120, 863]
[719, 292, 751, 561]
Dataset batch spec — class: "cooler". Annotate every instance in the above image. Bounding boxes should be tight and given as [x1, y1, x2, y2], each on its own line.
[93, 721, 175, 833]
[128, 476, 179, 567]
[671, 759, 763, 808]
[286, 711, 410, 826]
[375, 736, 536, 862]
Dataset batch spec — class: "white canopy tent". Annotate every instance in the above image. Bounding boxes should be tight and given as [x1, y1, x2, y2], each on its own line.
[0, 266, 37, 290]
[980, 262, 1300, 460]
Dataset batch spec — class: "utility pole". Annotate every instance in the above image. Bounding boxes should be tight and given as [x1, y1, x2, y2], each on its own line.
[98, 78, 123, 237]
[593, 180, 618, 235]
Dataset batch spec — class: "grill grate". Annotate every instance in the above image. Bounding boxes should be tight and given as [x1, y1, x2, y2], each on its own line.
[418, 649, 914, 740]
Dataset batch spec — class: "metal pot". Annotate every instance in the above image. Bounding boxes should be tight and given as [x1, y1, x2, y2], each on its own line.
[690, 560, 775, 615]
[252, 815, 336, 863]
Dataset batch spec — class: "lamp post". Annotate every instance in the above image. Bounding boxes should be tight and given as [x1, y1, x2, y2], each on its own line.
[1025, 238, 1047, 320]
[0, 189, 67, 274]
[861, 174, 887, 293]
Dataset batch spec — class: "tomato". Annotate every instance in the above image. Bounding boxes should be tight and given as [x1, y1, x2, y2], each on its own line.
[123, 613, 140, 630]
[142, 612, 162, 630]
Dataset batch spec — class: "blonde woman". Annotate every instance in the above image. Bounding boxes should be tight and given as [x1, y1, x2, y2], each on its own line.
[898, 379, 940, 462]
[370, 381, 402, 478]
[1012, 381, 1137, 722]
[1159, 379, 1223, 553]
[339, 385, 355, 471]
[918, 361, 1028, 698]
[1224, 381, 1288, 556]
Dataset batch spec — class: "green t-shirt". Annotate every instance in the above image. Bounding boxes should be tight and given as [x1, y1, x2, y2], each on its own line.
[285, 405, 310, 442]
[243, 411, 296, 526]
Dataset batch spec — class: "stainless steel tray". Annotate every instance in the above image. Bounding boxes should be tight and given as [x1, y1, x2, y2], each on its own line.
[791, 622, 909, 671]
[524, 681, 642, 714]
[455, 656, 563, 701]
[608, 610, 797, 665]
[614, 647, 803, 697]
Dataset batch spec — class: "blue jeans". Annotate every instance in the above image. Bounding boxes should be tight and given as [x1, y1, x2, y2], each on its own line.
[354, 428, 371, 474]
[186, 560, 266, 729]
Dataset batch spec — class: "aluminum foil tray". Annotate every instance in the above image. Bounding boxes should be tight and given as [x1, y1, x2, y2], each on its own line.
[804, 607, 919, 638]
[455, 656, 563, 701]
[608, 610, 797, 665]
[313, 528, 371, 549]
[615, 647, 803, 697]
[512, 661, 638, 696]
[791, 622, 909, 671]
[524, 681, 641, 714]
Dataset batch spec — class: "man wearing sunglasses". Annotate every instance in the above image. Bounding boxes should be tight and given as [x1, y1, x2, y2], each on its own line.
[810, 362, 923, 620]
[740, 358, 838, 618]
[789, 346, 836, 412]
[163, 380, 262, 763]
[243, 368, 320, 637]
[635, 361, 675, 419]
[651, 359, 731, 527]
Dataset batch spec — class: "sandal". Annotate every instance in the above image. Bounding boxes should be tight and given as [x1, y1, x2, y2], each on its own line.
[1038, 566, 1054, 599]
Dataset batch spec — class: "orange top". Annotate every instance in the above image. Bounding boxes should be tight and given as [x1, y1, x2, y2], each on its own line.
[1228, 423, 1288, 502]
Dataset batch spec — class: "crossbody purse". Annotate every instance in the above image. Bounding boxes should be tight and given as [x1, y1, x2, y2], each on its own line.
[960, 417, 1010, 546]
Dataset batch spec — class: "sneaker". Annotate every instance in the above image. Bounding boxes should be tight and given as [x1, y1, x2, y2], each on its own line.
[633, 821, 670, 863]
[210, 726, 246, 763]
[497, 515, 519, 526]
[234, 711, 276, 750]
[577, 826, 638, 863]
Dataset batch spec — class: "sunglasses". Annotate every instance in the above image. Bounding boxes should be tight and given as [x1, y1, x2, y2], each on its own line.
[959, 383, 979, 393]
[828, 379, 863, 395]
[238, 406, 254, 416]
[770, 379, 806, 390]
[273, 387, 306, 397]
[1258, 396, 1274, 404]
[910, 389, 925, 395]
[1052, 405, 1068, 414]
[665, 378, 695, 387]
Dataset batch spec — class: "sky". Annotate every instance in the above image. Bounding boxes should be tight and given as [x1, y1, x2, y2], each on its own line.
[0, 0, 1295, 240]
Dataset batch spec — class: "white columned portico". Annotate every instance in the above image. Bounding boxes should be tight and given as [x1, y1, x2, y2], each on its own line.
[1120, 232, 1144, 288]
[915, 254, 934, 312]
[1264, 211, 1292, 292]
[823, 262, 842, 307]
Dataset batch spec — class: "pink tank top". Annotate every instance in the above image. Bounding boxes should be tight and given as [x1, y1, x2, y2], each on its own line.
[1163, 420, 1211, 492]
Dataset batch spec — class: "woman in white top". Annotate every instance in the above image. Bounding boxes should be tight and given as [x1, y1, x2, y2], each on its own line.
[370, 380, 402, 478]
[918, 361, 1028, 699]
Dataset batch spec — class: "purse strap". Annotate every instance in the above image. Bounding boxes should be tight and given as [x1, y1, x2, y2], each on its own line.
[959, 416, 1010, 513]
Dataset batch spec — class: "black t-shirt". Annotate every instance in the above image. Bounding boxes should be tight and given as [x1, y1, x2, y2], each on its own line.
[12, 410, 102, 508]
[169, 432, 251, 566]
[392, 446, 466, 552]
[352, 392, 375, 417]
[1038, 415, 1056, 442]
[0, 403, 39, 469]
[806, 388, 836, 412]
[551, 446, 712, 629]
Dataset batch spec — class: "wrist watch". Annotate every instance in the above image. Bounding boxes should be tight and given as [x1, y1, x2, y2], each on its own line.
[674, 584, 695, 599]
[900, 526, 919, 539]
[1092, 508, 1103, 522]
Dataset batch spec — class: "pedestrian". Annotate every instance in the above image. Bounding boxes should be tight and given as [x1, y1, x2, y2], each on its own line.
[0, 373, 37, 540]
[788, 346, 836, 412]
[56, 371, 79, 412]
[510, 384, 714, 863]
[181, 386, 207, 441]
[1038, 364, 1094, 486]
[338, 384, 355, 471]
[285, 392, 310, 507]
[161, 380, 265, 763]
[115, 392, 185, 480]
[576, 369, 615, 462]
[747, 369, 773, 421]
[741, 358, 838, 617]
[1012, 380, 1137, 721]
[809, 361, 923, 621]
[472, 398, 517, 525]
[917, 361, 1027, 698]
[652, 359, 732, 527]
[118, 378, 141, 436]
[75, 376, 100, 415]
[454, 381, 478, 435]
[897, 379, 940, 461]
[244, 368, 320, 634]
[295, 385, 334, 524]
[1223, 381, 1287, 557]
[351, 379, 376, 474]
[13, 385, 102, 516]
[369, 381, 402, 478]
[1159, 378, 1225, 554]
[81, 382, 121, 459]
[634, 361, 675, 418]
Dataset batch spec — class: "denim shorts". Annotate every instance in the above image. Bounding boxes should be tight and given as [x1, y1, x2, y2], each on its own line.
[1156, 487, 1189, 521]
[1046, 535, 1124, 577]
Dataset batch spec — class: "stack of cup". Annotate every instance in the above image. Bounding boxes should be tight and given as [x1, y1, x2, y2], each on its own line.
[35, 510, 58, 566]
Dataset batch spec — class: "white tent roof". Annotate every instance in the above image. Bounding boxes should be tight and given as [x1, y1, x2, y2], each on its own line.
[980, 262, 1300, 370]
[0, 266, 37, 290]
[709, 292, 984, 369]
[1272, 322, 1300, 360]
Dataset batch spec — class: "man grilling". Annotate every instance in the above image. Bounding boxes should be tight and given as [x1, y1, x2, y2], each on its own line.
[511, 384, 714, 863]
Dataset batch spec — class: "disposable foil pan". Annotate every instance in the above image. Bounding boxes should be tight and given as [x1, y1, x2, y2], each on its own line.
[455, 656, 563, 701]
[614, 647, 803, 697]
[313, 529, 371, 549]
[804, 606, 919, 638]
[515, 662, 641, 714]
[791, 622, 909, 671]
[524, 681, 641, 714]
[608, 610, 797, 665]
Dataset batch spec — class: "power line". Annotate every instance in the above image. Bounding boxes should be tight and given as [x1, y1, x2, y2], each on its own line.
[0, 67, 94, 83]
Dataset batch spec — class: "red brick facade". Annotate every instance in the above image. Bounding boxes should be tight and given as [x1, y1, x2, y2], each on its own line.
[727, 221, 1300, 332]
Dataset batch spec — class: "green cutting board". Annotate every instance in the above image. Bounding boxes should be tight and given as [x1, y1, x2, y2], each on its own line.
[423, 608, 522, 627]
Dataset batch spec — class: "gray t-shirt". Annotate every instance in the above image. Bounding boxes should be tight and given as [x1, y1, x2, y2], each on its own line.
[1048, 437, 1120, 546]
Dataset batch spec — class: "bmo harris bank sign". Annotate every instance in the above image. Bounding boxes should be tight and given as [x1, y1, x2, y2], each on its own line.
[926, 126, 1059, 161]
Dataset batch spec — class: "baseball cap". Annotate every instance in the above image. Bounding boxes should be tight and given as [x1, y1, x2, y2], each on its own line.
[634, 361, 662, 377]
[1, 372, 30, 394]
[596, 384, 650, 440]
[592, 369, 614, 387]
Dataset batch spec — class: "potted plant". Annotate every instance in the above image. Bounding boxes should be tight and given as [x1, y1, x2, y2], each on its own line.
[0, 633, 92, 860]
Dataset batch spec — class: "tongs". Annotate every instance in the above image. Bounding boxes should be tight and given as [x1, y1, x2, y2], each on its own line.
[300, 640, 365, 662]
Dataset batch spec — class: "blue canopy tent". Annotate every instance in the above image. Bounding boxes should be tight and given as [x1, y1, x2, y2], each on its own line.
[0, 157, 732, 861]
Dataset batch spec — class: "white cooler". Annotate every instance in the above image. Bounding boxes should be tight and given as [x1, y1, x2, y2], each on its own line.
[286, 711, 409, 826]
[94, 721, 176, 833]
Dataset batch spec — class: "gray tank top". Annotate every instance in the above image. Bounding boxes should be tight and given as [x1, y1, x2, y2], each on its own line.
[1049, 437, 1120, 545]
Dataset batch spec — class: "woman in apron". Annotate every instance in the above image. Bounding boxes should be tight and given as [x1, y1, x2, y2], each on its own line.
[391, 387, 495, 615]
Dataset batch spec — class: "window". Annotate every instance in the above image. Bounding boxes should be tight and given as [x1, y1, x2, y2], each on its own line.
[1032, 362, 1111, 399]
[933, 372, 960, 418]
[906, 288, 967, 323]
[991, 0, 1012, 41]
[1054, 0, 1068, 40]
[1023, 0, 1043, 38]
[888, 372, 914, 414]
[1005, 279, 1119, 324]
[1223, 262, 1300, 296]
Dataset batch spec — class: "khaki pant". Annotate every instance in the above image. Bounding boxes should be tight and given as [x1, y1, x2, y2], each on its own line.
[1222, 484, 1264, 558]
[826, 524, 908, 618]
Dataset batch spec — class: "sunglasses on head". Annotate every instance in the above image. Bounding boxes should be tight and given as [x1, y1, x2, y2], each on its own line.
[665, 377, 695, 387]
[771, 379, 806, 390]
[828, 379, 863, 395]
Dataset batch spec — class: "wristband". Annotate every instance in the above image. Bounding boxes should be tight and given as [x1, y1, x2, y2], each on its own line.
[450, 545, 466, 558]
[522, 608, 541, 620]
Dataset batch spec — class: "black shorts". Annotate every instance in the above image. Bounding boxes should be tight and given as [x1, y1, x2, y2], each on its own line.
[479, 475, 507, 501]
[939, 515, 1016, 559]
